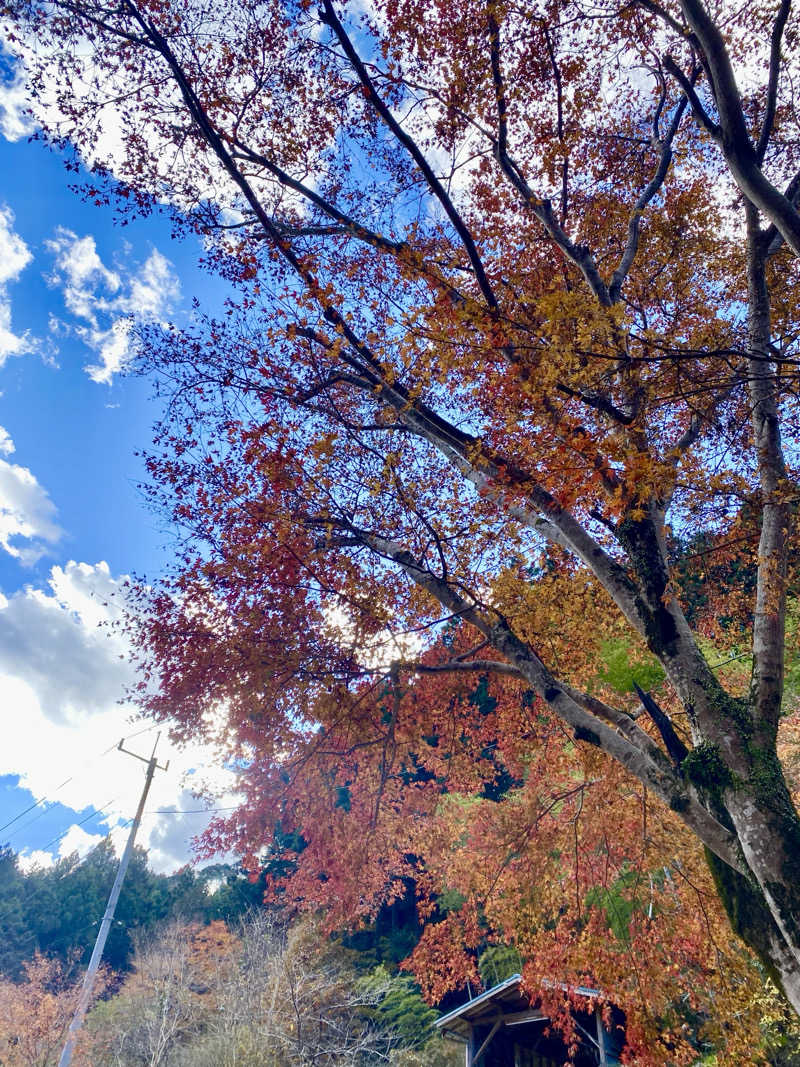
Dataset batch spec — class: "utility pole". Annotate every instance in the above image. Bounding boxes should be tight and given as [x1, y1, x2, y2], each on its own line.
[58, 734, 169, 1067]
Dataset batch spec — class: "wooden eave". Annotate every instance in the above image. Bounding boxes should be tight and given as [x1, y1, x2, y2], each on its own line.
[434, 974, 546, 1042]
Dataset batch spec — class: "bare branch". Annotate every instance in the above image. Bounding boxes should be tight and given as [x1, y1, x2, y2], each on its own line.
[487, 8, 508, 162]
[541, 24, 569, 224]
[756, 0, 792, 164]
[677, 0, 800, 255]
[663, 55, 720, 139]
[230, 142, 409, 257]
[409, 658, 523, 677]
[634, 682, 690, 766]
[764, 168, 800, 256]
[669, 372, 742, 457]
[634, 0, 691, 40]
[555, 382, 636, 424]
[609, 93, 690, 302]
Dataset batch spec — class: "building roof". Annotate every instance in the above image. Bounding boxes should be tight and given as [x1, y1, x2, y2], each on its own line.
[434, 974, 604, 1043]
[434, 974, 544, 1041]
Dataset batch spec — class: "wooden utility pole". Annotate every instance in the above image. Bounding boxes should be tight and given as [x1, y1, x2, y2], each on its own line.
[58, 734, 168, 1067]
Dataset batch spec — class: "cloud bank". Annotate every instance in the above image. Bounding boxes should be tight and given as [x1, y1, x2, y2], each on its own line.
[0, 559, 239, 872]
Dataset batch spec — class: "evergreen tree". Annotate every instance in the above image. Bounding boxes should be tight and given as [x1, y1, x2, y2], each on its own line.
[0, 846, 33, 980]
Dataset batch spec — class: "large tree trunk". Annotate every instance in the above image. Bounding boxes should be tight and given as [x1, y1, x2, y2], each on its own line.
[706, 846, 800, 1006]
[660, 203, 800, 1008]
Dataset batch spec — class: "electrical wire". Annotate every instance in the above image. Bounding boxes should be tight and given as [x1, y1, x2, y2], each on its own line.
[0, 776, 73, 837]
[0, 818, 134, 934]
[69, 818, 134, 870]
[146, 807, 239, 814]
[5, 793, 81, 843]
[1, 800, 124, 921]
[0, 723, 161, 842]
[37, 799, 119, 854]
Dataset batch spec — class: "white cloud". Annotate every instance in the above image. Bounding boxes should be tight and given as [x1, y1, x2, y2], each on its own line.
[0, 56, 35, 142]
[0, 427, 61, 563]
[0, 208, 32, 286]
[125, 249, 180, 318]
[0, 561, 130, 720]
[17, 824, 106, 872]
[0, 38, 131, 172]
[0, 561, 239, 872]
[0, 299, 30, 364]
[16, 850, 52, 873]
[57, 823, 105, 861]
[0, 206, 34, 365]
[87, 317, 132, 384]
[47, 228, 120, 313]
[47, 232, 180, 384]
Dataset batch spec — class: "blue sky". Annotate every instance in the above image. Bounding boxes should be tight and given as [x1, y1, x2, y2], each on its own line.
[0, 68, 237, 873]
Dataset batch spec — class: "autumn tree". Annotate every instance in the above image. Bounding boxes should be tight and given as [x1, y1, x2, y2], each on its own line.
[9, 0, 800, 1043]
[0, 954, 96, 1067]
[199, 914, 400, 1066]
[86, 920, 213, 1066]
[86, 914, 431, 1065]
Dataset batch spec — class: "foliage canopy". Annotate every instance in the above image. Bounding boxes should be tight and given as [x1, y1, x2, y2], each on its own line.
[8, 0, 800, 1056]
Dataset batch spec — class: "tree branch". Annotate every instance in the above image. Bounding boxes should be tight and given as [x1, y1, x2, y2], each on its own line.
[746, 203, 790, 731]
[634, 682, 690, 766]
[353, 529, 745, 873]
[668, 372, 742, 460]
[229, 142, 409, 257]
[662, 56, 720, 139]
[677, 0, 800, 255]
[757, 0, 792, 164]
[541, 24, 568, 224]
[287, 328, 649, 642]
[555, 383, 635, 424]
[319, 0, 503, 319]
[609, 93, 690, 303]
[407, 658, 523, 677]
[764, 168, 800, 256]
[485, 14, 611, 305]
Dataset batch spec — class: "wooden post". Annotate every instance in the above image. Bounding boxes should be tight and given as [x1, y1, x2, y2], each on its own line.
[465, 1022, 474, 1067]
[595, 1005, 608, 1066]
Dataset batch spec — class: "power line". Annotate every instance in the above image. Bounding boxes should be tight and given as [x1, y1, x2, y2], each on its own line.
[0, 750, 221, 938]
[0, 776, 72, 837]
[0, 803, 125, 934]
[0, 818, 136, 934]
[38, 799, 119, 854]
[2, 804, 226, 922]
[66, 819, 134, 873]
[2, 795, 68, 842]
[117, 723, 161, 743]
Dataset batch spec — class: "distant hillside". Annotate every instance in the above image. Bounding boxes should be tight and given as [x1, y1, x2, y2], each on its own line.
[0, 842, 269, 980]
